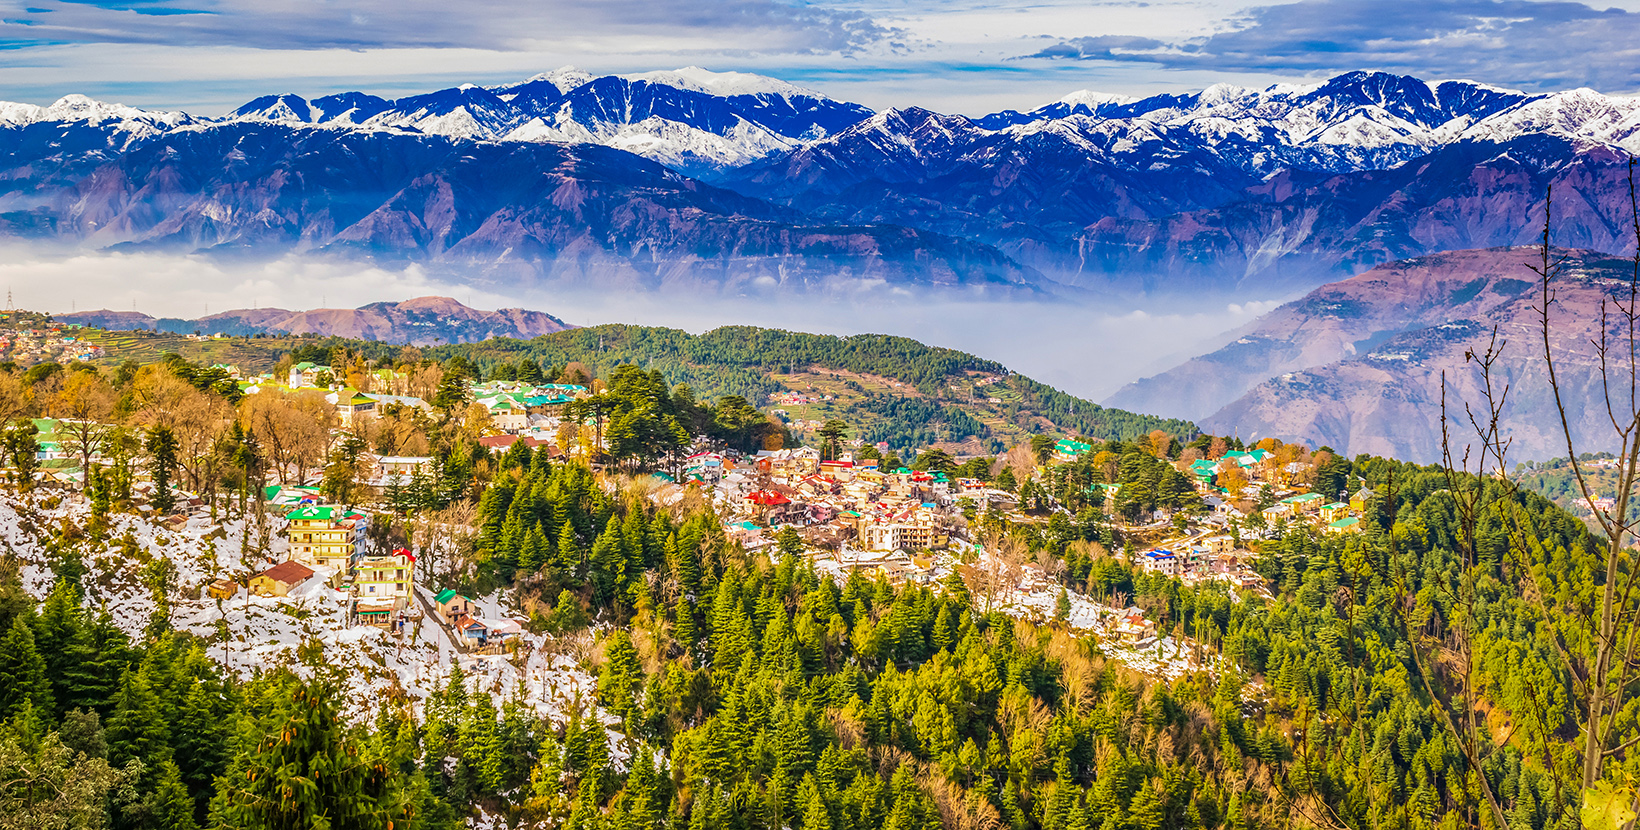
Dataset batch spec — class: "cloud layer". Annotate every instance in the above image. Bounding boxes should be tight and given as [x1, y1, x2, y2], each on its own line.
[0, 0, 891, 54]
[1028, 0, 1640, 91]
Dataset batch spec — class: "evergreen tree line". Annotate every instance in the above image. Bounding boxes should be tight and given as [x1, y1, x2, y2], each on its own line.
[0, 447, 1613, 829]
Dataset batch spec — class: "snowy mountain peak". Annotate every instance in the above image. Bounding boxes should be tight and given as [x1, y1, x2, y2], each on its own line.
[520, 65, 595, 94]
[621, 66, 827, 100]
[1058, 90, 1138, 108]
[42, 94, 194, 129]
[1197, 83, 1253, 107]
[231, 93, 315, 123]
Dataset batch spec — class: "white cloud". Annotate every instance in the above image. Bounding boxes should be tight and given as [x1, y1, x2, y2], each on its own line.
[1, 248, 527, 321]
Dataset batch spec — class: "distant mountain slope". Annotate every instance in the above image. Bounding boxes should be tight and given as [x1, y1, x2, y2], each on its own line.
[429, 324, 1197, 451]
[12, 70, 1640, 296]
[0, 122, 1040, 295]
[1112, 246, 1633, 462]
[60, 296, 576, 345]
[1107, 247, 1565, 420]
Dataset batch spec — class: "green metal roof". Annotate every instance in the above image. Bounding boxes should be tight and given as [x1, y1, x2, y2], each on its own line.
[287, 505, 338, 521]
[434, 589, 463, 604]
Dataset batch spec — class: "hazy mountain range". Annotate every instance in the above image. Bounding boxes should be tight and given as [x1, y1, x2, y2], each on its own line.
[1109, 246, 1633, 462]
[5, 69, 1640, 297]
[58, 296, 574, 345]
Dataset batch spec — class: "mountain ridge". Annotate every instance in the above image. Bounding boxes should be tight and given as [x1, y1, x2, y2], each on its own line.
[57, 295, 577, 345]
[9, 69, 1640, 296]
[1108, 246, 1635, 462]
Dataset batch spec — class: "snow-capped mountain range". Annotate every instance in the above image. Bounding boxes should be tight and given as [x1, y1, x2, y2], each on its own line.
[5, 67, 1640, 297]
[16, 67, 1640, 179]
[225, 66, 871, 176]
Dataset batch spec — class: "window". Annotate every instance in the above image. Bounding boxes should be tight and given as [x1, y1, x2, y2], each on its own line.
[396, 569, 404, 579]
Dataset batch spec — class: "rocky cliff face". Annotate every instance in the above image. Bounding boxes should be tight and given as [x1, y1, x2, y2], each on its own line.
[1109, 247, 1635, 461]
[60, 295, 576, 345]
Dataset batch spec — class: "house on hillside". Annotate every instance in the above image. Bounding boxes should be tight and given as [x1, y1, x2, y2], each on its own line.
[285, 505, 369, 571]
[478, 434, 545, 454]
[1137, 549, 1181, 576]
[353, 548, 416, 608]
[1189, 459, 1219, 487]
[1325, 516, 1363, 534]
[434, 589, 473, 625]
[1349, 487, 1375, 513]
[288, 362, 331, 388]
[328, 388, 376, 426]
[251, 560, 316, 597]
[1054, 438, 1093, 463]
[1280, 493, 1324, 514]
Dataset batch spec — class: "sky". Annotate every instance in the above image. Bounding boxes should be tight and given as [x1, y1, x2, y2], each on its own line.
[3, 0, 1640, 115]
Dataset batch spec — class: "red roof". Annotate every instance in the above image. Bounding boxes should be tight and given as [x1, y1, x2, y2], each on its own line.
[478, 435, 544, 449]
[392, 547, 417, 562]
[260, 560, 316, 585]
[746, 490, 791, 506]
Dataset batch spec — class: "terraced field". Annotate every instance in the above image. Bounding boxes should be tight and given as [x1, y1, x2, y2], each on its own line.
[78, 329, 297, 371]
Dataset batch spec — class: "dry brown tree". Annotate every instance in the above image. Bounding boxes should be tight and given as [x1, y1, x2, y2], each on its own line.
[1422, 172, 1640, 828]
[51, 369, 115, 489]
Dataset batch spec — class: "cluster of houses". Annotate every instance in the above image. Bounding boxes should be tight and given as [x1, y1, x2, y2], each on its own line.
[235, 502, 420, 630]
[1178, 448, 1375, 536]
[268, 363, 592, 436]
[429, 589, 525, 652]
[1134, 534, 1267, 593]
[683, 446, 976, 568]
[0, 320, 103, 365]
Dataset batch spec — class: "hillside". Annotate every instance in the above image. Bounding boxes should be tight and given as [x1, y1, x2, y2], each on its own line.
[55, 318, 1192, 453]
[1109, 246, 1632, 462]
[59, 295, 576, 345]
[429, 324, 1196, 450]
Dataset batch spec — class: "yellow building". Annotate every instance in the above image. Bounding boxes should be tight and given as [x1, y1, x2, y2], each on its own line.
[285, 505, 367, 571]
[353, 548, 416, 608]
[250, 560, 315, 597]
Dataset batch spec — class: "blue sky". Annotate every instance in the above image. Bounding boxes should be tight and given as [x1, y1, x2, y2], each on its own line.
[2, 0, 1640, 114]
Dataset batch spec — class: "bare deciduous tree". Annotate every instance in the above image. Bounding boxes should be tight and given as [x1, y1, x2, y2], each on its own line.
[1428, 174, 1640, 827]
[51, 370, 115, 489]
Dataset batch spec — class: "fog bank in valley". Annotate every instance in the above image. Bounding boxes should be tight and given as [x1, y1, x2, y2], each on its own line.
[8, 248, 1285, 404]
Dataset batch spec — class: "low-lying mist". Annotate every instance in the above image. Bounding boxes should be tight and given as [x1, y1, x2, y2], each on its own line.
[8, 247, 1289, 404]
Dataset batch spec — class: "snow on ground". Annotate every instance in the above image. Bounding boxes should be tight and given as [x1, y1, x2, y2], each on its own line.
[799, 539, 1227, 681]
[2, 489, 607, 732]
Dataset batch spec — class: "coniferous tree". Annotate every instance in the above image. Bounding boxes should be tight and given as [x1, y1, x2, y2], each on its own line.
[144, 426, 179, 513]
[216, 676, 413, 830]
[0, 616, 52, 722]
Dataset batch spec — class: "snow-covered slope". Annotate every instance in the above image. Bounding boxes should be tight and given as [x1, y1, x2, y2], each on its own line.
[3, 490, 606, 728]
[21, 69, 1640, 180]
[220, 66, 872, 175]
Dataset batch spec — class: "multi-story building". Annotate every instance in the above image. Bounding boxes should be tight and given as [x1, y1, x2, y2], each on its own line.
[352, 548, 416, 607]
[285, 505, 369, 572]
[858, 512, 948, 552]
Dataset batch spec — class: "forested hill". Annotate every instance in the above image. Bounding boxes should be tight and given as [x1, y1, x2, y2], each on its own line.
[429, 324, 1194, 448]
